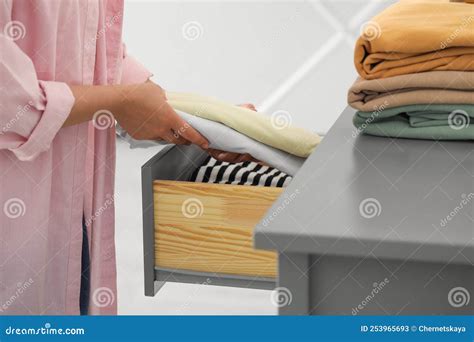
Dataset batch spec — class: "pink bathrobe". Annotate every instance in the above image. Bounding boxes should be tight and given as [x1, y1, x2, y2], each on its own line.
[0, 0, 150, 314]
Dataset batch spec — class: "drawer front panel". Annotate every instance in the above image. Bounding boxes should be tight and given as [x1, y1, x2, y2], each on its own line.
[154, 180, 281, 278]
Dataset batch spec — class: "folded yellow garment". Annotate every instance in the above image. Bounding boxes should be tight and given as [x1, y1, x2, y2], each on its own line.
[166, 92, 321, 157]
[355, 0, 474, 79]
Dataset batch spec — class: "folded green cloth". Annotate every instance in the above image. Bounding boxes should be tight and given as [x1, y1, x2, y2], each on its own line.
[353, 104, 474, 140]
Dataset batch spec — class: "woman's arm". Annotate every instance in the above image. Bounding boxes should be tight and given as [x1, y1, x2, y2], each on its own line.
[66, 81, 209, 148]
[0, 34, 207, 160]
[65, 44, 209, 147]
[0, 35, 75, 161]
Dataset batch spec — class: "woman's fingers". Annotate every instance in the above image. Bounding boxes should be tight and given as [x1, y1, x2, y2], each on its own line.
[140, 96, 259, 151]
[238, 103, 257, 111]
[236, 153, 258, 163]
[164, 129, 190, 145]
[234, 153, 259, 163]
[208, 149, 257, 163]
[207, 149, 238, 163]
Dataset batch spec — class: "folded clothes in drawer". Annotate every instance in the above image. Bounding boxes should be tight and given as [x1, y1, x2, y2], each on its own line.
[120, 91, 321, 176]
[190, 156, 292, 187]
[120, 110, 305, 176]
[148, 143, 296, 281]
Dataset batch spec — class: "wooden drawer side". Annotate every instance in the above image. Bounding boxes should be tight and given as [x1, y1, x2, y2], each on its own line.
[153, 180, 281, 278]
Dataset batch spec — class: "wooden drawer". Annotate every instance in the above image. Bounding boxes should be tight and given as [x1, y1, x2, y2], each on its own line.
[142, 144, 282, 296]
[154, 180, 281, 278]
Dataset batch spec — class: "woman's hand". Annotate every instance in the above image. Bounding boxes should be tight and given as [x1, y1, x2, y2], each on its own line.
[116, 81, 209, 147]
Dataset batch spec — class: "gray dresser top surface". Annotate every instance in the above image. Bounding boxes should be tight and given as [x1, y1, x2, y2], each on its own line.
[254, 107, 474, 265]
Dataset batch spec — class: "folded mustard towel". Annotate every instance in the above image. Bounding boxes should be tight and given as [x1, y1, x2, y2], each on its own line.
[166, 92, 321, 158]
[355, 0, 474, 80]
[348, 71, 474, 111]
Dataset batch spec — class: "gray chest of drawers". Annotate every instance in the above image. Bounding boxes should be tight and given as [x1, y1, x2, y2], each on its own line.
[142, 107, 473, 315]
[254, 107, 474, 315]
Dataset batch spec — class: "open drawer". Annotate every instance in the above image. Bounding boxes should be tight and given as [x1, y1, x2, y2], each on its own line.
[142, 144, 281, 296]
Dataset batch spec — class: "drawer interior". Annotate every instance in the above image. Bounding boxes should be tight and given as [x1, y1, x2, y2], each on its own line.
[153, 180, 281, 278]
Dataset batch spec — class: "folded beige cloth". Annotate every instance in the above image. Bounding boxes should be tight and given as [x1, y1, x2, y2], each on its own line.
[166, 92, 321, 157]
[355, 0, 474, 79]
[348, 71, 474, 112]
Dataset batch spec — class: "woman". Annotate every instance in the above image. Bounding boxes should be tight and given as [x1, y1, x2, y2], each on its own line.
[0, 0, 252, 315]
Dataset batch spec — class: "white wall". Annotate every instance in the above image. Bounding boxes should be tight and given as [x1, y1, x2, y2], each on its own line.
[116, 0, 397, 315]
[122, 0, 396, 135]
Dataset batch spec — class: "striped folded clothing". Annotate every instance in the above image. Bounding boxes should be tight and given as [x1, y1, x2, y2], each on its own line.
[189, 156, 292, 188]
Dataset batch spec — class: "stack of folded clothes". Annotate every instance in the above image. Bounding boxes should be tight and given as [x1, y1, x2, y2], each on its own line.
[348, 0, 474, 140]
[119, 92, 321, 177]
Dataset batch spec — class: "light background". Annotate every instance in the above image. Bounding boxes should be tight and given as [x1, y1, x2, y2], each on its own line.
[116, 0, 395, 315]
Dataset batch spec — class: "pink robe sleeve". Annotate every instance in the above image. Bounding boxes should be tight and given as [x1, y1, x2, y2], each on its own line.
[0, 36, 75, 161]
[120, 44, 153, 85]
